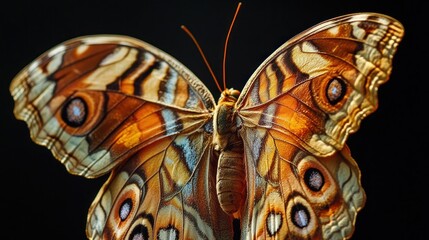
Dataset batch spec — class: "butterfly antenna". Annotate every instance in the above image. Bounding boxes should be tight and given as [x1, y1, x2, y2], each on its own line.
[223, 2, 242, 90]
[181, 25, 223, 92]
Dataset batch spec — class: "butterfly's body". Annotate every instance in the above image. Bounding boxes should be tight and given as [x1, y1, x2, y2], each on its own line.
[11, 13, 403, 239]
[213, 88, 246, 216]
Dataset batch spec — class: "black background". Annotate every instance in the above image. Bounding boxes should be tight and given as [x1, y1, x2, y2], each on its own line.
[1, 0, 424, 239]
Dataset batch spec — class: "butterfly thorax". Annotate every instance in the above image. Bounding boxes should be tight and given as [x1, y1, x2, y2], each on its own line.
[213, 88, 246, 217]
[212, 88, 241, 151]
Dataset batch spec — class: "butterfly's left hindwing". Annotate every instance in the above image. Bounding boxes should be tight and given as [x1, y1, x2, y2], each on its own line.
[87, 132, 234, 239]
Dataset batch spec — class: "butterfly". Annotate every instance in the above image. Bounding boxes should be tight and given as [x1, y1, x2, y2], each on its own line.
[10, 11, 403, 239]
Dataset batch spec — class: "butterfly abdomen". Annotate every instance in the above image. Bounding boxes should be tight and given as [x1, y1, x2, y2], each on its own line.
[213, 89, 246, 216]
[216, 143, 246, 216]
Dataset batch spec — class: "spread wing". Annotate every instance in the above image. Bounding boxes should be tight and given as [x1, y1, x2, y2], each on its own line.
[10, 35, 234, 239]
[236, 13, 404, 239]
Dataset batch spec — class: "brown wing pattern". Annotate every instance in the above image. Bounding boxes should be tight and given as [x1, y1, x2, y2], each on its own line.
[10, 35, 215, 178]
[240, 129, 365, 239]
[236, 13, 403, 239]
[237, 13, 404, 156]
[87, 132, 233, 239]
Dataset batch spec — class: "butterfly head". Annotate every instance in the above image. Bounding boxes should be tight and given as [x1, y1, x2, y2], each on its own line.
[219, 88, 240, 105]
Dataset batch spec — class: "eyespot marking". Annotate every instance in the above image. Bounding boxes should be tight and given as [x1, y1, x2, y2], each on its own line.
[326, 77, 346, 105]
[119, 198, 133, 221]
[291, 203, 310, 228]
[304, 168, 325, 191]
[129, 224, 149, 240]
[266, 211, 283, 236]
[61, 97, 87, 127]
[158, 226, 179, 240]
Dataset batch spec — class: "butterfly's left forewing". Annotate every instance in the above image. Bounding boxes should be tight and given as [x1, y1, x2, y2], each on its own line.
[10, 35, 235, 239]
[10, 35, 216, 177]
